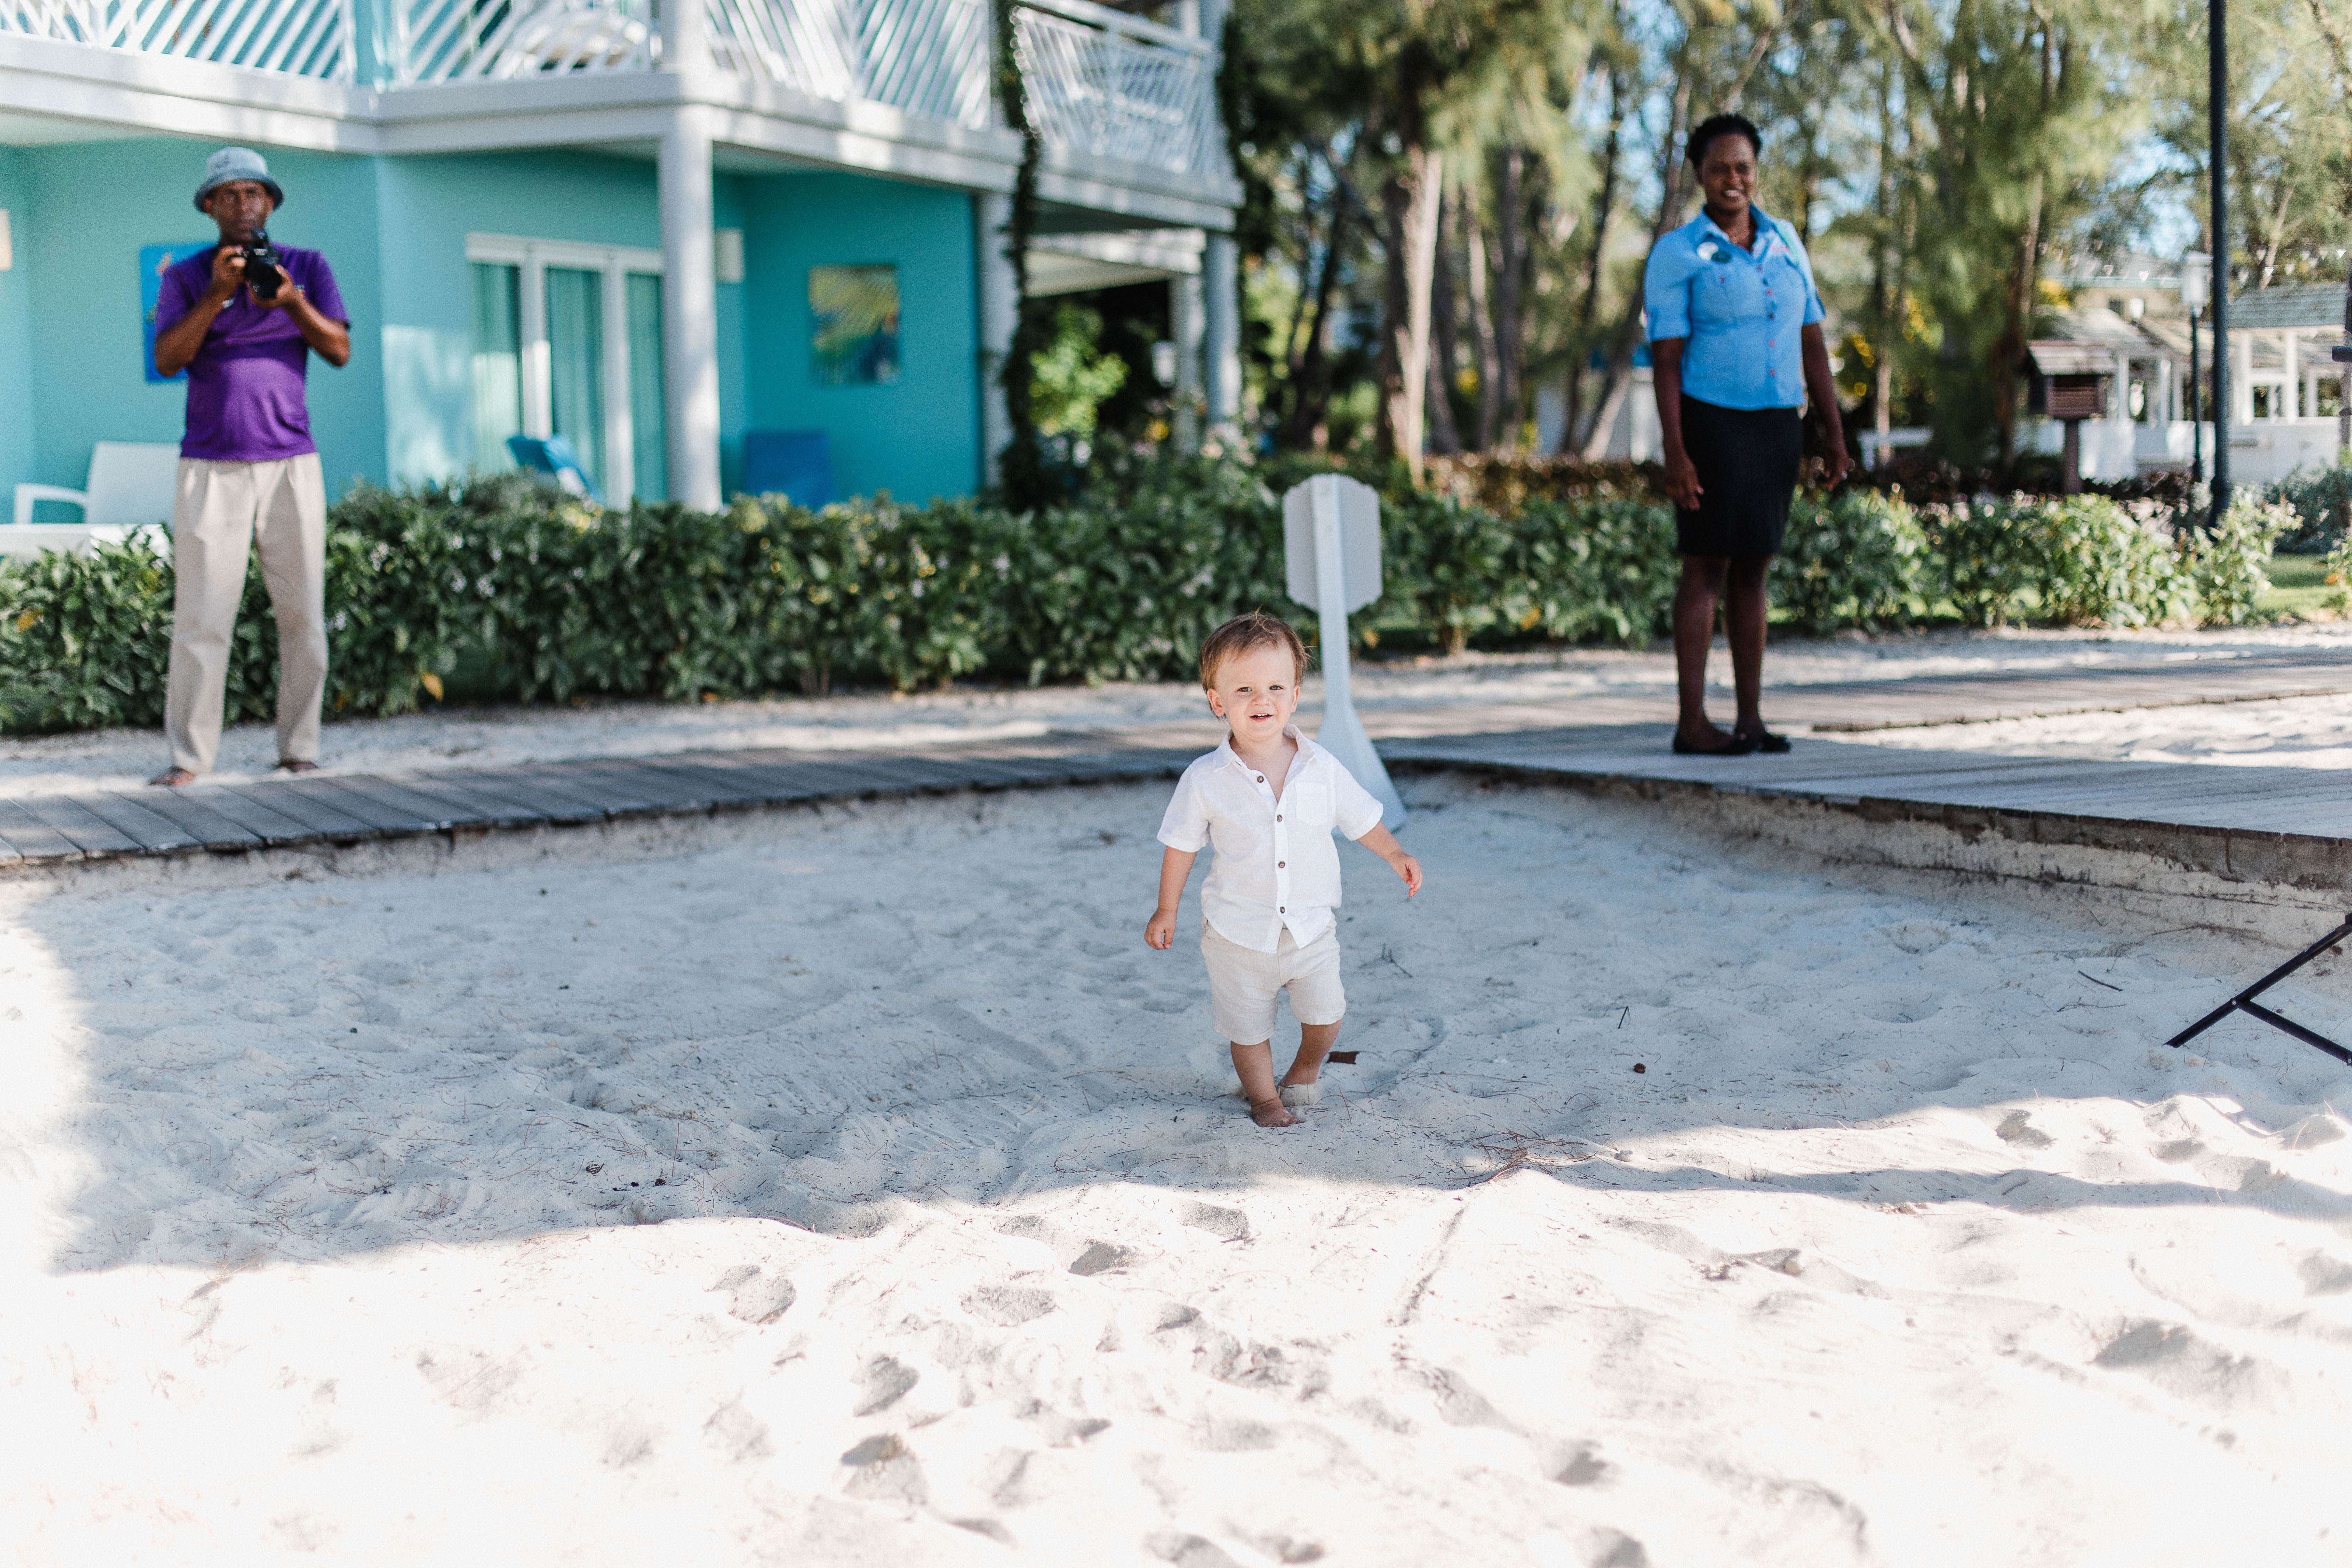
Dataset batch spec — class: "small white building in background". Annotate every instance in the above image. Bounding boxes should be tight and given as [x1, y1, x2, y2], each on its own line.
[2025, 265, 2350, 485]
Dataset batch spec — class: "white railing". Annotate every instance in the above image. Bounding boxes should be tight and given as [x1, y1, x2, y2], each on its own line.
[7, 0, 1223, 180]
[1013, 0, 1216, 177]
[393, 0, 655, 80]
[706, 0, 989, 127]
[1, 0, 354, 78]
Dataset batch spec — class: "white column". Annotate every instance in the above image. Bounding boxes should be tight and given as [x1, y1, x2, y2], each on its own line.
[2234, 333, 2255, 425]
[1198, 0, 1240, 438]
[2111, 349, 2131, 426]
[601, 262, 635, 502]
[1171, 272, 1205, 448]
[973, 192, 1018, 485]
[2281, 329, 2299, 418]
[659, 108, 721, 510]
[657, 0, 720, 510]
[1203, 238, 1241, 437]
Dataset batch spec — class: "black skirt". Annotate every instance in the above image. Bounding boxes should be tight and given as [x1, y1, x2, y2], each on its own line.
[1675, 396, 1802, 559]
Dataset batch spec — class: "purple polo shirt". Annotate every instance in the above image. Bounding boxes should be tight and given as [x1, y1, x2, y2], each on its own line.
[154, 244, 347, 462]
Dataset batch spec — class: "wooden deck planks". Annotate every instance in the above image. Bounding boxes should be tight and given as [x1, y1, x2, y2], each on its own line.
[10, 793, 144, 856]
[0, 799, 85, 861]
[63, 789, 217, 853]
[6, 706, 2348, 877]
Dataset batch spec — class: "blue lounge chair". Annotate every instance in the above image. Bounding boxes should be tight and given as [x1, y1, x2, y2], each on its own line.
[507, 434, 602, 503]
[741, 429, 835, 507]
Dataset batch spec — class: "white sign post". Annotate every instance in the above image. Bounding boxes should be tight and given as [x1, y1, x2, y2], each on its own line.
[1282, 474, 1405, 830]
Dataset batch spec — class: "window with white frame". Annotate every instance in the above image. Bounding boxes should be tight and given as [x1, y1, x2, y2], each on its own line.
[468, 234, 666, 502]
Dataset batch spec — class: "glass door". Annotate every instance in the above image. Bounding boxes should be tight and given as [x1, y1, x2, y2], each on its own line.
[545, 266, 606, 491]
[469, 263, 523, 471]
[626, 273, 666, 503]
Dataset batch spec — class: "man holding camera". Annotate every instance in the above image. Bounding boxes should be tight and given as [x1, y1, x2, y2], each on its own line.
[149, 147, 350, 787]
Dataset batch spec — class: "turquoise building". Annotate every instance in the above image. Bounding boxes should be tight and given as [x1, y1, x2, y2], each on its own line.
[0, 0, 1242, 511]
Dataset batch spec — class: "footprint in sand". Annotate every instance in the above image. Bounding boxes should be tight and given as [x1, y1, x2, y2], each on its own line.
[709, 1264, 795, 1324]
[964, 1284, 1056, 1326]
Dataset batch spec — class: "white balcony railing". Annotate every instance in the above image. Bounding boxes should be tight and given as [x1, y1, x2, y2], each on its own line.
[1013, 0, 1216, 177]
[1, 0, 355, 79]
[392, 0, 656, 79]
[705, 0, 989, 127]
[5, 0, 1226, 186]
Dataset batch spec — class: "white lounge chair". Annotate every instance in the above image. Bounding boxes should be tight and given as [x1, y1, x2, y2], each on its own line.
[6, 441, 179, 561]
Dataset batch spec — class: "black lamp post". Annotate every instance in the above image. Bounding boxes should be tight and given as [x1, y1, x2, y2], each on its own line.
[2209, 0, 2230, 524]
[2183, 251, 2209, 483]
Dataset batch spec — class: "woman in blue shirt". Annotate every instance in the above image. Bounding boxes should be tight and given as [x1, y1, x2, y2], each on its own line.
[1645, 112, 1850, 756]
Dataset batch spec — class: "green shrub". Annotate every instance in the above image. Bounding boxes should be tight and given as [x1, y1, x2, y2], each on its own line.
[1925, 495, 2191, 628]
[0, 534, 176, 731]
[2268, 463, 2352, 553]
[1378, 489, 1521, 654]
[2325, 534, 2352, 613]
[2030, 496, 2191, 628]
[1777, 489, 1931, 634]
[1510, 497, 1679, 644]
[1926, 498, 2042, 626]
[999, 454, 1286, 684]
[2184, 494, 2293, 626]
[5, 453, 2319, 738]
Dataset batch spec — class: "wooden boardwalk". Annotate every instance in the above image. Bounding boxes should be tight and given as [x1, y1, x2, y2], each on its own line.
[1361, 645, 2352, 739]
[2, 648, 2348, 875]
[1377, 723, 2350, 842]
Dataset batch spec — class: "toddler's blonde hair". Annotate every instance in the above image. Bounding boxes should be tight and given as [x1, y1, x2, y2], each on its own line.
[1199, 611, 1309, 690]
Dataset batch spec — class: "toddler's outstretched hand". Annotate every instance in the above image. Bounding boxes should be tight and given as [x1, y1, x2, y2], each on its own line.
[1356, 824, 1423, 899]
[1391, 852, 1423, 898]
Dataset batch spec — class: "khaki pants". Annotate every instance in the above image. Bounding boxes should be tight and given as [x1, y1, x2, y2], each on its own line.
[164, 454, 329, 776]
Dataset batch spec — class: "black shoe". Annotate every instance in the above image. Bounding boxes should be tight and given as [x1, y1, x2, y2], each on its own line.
[1734, 729, 1792, 754]
[1672, 731, 1758, 757]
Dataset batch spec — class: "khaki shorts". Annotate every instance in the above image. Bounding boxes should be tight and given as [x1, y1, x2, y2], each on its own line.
[1202, 921, 1346, 1045]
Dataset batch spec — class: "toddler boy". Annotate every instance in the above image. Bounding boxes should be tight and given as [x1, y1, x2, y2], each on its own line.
[1145, 612, 1423, 1127]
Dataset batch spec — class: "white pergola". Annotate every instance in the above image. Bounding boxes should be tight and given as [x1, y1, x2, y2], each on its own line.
[2223, 283, 2352, 423]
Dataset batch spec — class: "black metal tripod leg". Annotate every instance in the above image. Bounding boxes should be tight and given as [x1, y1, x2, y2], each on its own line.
[2168, 912, 2352, 1057]
[2168, 999, 2244, 1049]
[2236, 1001, 2352, 1064]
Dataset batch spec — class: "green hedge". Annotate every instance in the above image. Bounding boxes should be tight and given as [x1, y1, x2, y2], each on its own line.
[0, 462, 2305, 736]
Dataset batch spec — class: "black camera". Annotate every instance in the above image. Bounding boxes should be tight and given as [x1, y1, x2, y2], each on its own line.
[242, 231, 287, 302]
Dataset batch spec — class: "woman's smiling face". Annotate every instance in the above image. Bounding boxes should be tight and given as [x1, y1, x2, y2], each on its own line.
[1697, 133, 1758, 224]
[1205, 642, 1300, 745]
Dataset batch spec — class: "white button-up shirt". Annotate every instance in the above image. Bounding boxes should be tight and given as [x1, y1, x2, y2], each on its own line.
[1157, 727, 1387, 953]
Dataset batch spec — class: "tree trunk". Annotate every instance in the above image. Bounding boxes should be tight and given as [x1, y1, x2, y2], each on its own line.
[1463, 182, 1501, 450]
[1280, 194, 1350, 450]
[1491, 147, 1527, 452]
[1378, 145, 1445, 481]
[1561, 64, 1626, 453]
[1426, 180, 1463, 455]
[1582, 67, 1690, 461]
[1990, 178, 2042, 475]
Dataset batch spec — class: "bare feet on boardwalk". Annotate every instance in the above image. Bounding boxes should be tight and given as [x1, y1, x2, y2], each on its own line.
[1248, 1095, 1300, 1128]
[149, 768, 197, 788]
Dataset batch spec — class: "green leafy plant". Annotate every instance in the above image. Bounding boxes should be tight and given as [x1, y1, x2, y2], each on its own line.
[1777, 488, 1932, 634]
[2325, 533, 2352, 614]
[2029, 496, 2191, 629]
[2184, 494, 2294, 626]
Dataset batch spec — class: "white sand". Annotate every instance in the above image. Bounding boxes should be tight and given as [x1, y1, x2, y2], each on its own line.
[7, 777, 2351, 1564]
[9, 622, 2352, 798]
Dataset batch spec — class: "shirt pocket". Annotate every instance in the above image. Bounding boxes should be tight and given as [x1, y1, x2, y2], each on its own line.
[1287, 778, 1335, 832]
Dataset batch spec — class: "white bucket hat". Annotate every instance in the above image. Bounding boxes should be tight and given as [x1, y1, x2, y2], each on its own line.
[193, 147, 285, 212]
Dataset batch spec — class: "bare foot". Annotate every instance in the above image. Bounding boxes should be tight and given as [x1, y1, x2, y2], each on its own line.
[1248, 1096, 1299, 1127]
[149, 768, 197, 788]
[276, 759, 320, 774]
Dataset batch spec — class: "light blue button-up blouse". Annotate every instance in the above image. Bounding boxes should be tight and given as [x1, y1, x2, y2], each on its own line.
[1643, 207, 1825, 411]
